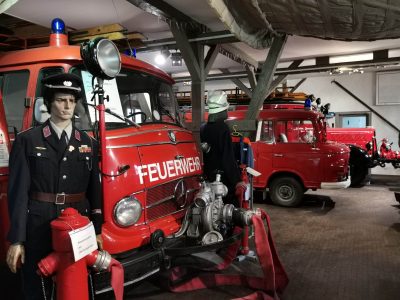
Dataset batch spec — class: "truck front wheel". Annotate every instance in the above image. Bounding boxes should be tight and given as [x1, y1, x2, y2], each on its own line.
[269, 177, 304, 207]
[350, 163, 368, 187]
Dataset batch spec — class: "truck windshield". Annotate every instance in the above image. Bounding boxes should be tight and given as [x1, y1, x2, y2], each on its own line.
[71, 67, 181, 130]
[271, 119, 316, 144]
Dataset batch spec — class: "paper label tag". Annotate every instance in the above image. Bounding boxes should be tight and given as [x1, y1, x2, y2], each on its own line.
[246, 166, 261, 177]
[68, 222, 98, 261]
[0, 131, 9, 167]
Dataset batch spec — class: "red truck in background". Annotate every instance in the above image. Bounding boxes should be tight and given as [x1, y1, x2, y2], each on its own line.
[184, 108, 351, 207]
[259, 96, 400, 187]
[0, 19, 254, 296]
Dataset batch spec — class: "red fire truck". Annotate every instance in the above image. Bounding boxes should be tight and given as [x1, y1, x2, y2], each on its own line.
[184, 108, 351, 207]
[0, 20, 254, 295]
[260, 97, 400, 187]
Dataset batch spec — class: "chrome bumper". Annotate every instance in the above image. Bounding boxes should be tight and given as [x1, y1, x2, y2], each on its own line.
[321, 176, 351, 189]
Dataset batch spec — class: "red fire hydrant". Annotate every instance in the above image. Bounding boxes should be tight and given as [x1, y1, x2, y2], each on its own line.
[37, 208, 124, 300]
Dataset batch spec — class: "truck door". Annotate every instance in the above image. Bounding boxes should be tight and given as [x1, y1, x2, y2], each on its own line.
[252, 120, 274, 188]
[0, 91, 11, 261]
[272, 119, 322, 185]
[0, 70, 30, 261]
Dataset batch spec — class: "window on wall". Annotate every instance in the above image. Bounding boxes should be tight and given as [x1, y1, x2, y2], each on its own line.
[339, 113, 369, 128]
[376, 71, 400, 105]
[0, 70, 30, 131]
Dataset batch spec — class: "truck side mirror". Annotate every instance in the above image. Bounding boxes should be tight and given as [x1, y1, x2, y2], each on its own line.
[34, 97, 50, 124]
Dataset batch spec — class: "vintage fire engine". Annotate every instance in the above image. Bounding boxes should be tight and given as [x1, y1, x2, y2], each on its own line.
[0, 19, 255, 295]
[258, 99, 377, 187]
[259, 95, 400, 186]
[184, 107, 351, 207]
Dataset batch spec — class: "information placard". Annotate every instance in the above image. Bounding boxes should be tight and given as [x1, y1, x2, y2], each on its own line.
[68, 222, 98, 261]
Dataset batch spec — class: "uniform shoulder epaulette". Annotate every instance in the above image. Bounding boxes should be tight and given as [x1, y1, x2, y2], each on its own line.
[79, 129, 98, 142]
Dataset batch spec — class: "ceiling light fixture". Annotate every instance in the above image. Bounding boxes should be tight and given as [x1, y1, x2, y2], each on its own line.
[171, 51, 182, 66]
[328, 67, 364, 75]
[155, 49, 171, 65]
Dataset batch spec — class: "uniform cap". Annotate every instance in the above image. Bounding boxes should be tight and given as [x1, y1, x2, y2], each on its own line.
[42, 73, 83, 93]
[207, 90, 229, 114]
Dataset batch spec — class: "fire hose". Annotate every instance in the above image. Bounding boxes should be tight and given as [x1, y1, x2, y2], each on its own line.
[163, 208, 288, 299]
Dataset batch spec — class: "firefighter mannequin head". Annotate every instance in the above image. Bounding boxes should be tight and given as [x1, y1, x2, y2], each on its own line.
[207, 90, 229, 122]
[42, 73, 83, 115]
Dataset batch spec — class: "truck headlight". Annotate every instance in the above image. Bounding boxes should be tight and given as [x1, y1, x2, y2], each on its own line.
[113, 196, 142, 227]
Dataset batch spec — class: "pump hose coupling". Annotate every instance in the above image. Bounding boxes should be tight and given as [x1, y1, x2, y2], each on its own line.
[92, 250, 112, 272]
[223, 204, 257, 227]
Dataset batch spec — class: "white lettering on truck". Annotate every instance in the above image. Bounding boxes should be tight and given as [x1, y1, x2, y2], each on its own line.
[136, 156, 201, 184]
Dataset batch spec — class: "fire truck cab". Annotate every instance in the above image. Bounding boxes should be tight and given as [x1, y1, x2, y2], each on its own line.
[227, 109, 351, 206]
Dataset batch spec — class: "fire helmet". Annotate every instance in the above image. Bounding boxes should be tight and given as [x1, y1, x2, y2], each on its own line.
[207, 90, 229, 114]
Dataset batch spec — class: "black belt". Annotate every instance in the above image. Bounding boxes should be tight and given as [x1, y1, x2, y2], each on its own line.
[30, 191, 86, 205]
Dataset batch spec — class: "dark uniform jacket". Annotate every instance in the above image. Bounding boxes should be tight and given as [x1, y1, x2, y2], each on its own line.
[7, 120, 103, 250]
[201, 119, 241, 192]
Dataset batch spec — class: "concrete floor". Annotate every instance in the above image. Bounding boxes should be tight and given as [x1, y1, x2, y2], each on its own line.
[97, 174, 400, 300]
[2, 175, 400, 299]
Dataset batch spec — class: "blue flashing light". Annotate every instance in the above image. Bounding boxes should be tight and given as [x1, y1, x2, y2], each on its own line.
[51, 18, 65, 34]
[304, 98, 312, 111]
[124, 48, 136, 58]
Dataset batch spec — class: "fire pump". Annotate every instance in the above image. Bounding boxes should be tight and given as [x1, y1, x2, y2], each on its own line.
[0, 19, 264, 296]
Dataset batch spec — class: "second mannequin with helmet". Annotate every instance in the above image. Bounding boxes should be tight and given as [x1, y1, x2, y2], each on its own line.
[200, 90, 246, 206]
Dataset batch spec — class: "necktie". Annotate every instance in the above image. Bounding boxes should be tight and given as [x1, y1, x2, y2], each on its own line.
[58, 130, 68, 160]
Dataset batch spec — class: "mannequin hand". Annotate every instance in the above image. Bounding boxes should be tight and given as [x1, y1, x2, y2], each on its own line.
[96, 234, 104, 250]
[235, 181, 247, 199]
[7, 243, 25, 273]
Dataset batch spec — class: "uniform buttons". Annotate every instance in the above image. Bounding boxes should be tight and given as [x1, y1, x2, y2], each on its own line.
[86, 157, 89, 160]
[63, 157, 67, 161]
[62, 175, 67, 180]
[37, 153, 42, 157]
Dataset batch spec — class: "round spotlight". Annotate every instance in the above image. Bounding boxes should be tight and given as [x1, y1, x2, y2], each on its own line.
[80, 37, 121, 80]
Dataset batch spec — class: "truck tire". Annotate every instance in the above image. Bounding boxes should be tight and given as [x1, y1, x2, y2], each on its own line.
[269, 177, 304, 207]
[348, 145, 370, 187]
[350, 163, 368, 187]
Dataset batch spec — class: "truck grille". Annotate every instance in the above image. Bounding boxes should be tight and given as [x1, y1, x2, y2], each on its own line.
[146, 176, 200, 221]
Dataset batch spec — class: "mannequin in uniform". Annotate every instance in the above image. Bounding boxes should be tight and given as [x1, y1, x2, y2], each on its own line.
[6, 73, 103, 299]
[200, 90, 245, 206]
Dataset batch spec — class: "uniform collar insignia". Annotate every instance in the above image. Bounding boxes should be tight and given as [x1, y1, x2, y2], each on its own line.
[43, 125, 51, 138]
[75, 130, 81, 141]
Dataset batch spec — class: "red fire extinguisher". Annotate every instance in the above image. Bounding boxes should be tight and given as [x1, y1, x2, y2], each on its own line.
[37, 208, 124, 300]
